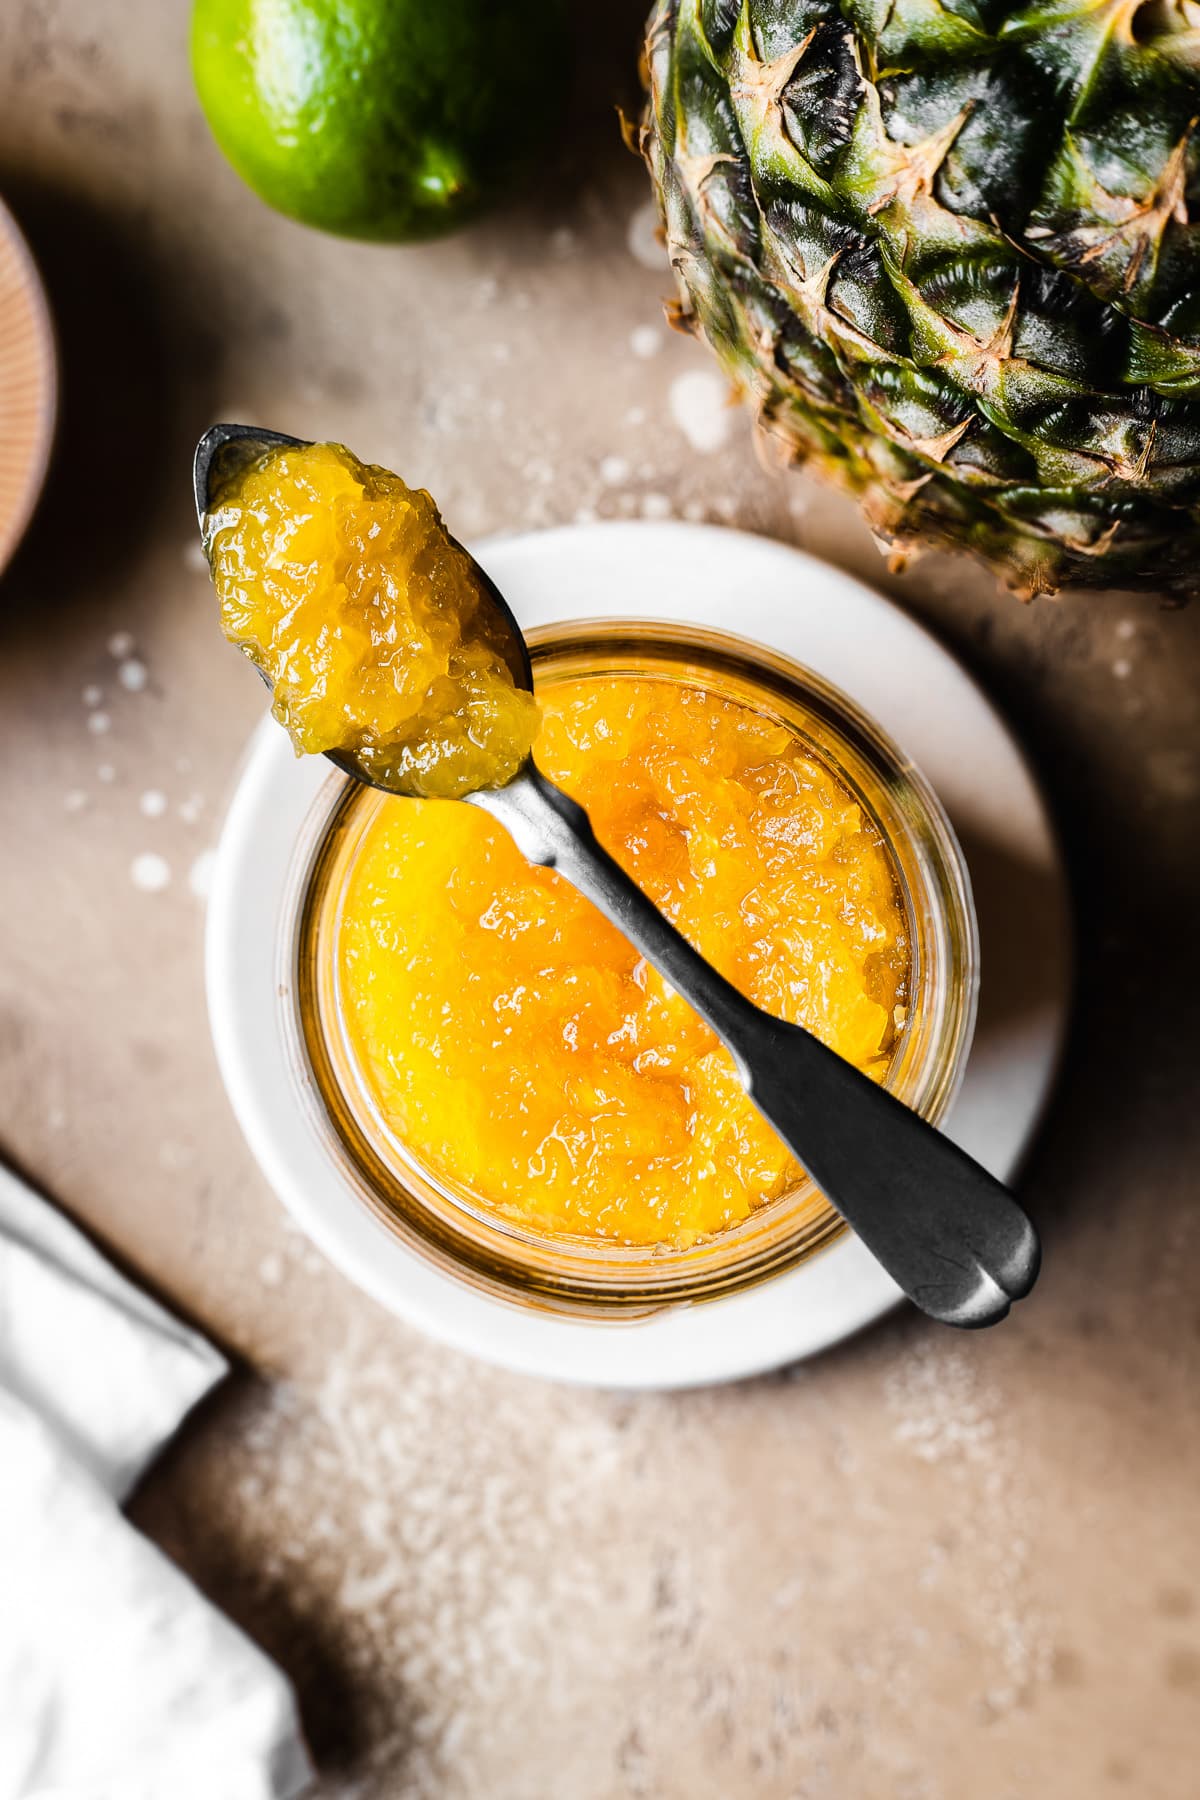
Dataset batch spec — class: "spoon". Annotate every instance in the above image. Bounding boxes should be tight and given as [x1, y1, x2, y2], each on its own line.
[195, 423, 1041, 1329]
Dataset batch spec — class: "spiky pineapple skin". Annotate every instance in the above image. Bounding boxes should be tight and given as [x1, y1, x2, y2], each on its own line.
[638, 0, 1200, 598]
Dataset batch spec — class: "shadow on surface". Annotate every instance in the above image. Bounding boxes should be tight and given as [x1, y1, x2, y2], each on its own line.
[563, 0, 650, 162]
[129, 1370, 401, 1773]
[956, 820, 1074, 1051]
[803, 572, 1200, 1381]
[475, 0, 651, 251]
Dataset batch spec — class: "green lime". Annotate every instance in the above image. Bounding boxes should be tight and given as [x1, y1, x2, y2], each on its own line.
[190, 0, 569, 242]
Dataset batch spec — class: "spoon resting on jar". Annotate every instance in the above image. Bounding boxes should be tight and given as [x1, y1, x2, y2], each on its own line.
[194, 423, 1040, 1328]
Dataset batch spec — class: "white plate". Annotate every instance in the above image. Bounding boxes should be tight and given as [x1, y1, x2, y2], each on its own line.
[207, 522, 1071, 1388]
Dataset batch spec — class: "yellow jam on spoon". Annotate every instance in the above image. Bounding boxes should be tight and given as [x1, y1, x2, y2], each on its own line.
[203, 440, 539, 798]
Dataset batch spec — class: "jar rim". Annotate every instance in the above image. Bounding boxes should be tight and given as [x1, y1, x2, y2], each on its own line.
[285, 619, 979, 1315]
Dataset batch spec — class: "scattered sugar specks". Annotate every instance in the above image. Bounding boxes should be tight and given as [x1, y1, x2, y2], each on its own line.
[550, 226, 575, 258]
[1115, 617, 1136, 640]
[573, 505, 598, 525]
[259, 1252, 284, 1288]
[179, 795, 204, 825]
[217, 1311, 1059, 1798]
[475, 276, 499, 307]
[1112, 657, 1132, 679]
[491, 342, 512, 364]
[97, 763, 115, 784]
[139, 788, 167, 819]
[884, 1339, 1052, 1719]
[625, 406, 647, 428]
[669, 370, 734, 453]
[87, 711, 111, 736]
[682, 499, 708, 522]
[885, 1341, 996, 1466]
[218, 1317, 633, 1793]
[107, 630, 135, 659]
[130, 851, 170, 893]
[188, 849, 216, 899]
[118, 657, 148, 692]
[631, 325, 663, 359]
[640, 493, 673, 521]
[600, 455, 631, 487]
[63, 789, 88, 814]
[182, 540, 209, 574]
[82, 684, 103, 708]
[627, 201, 666, 270]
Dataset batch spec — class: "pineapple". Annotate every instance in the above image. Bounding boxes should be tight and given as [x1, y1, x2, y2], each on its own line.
[635, 0, 1200, 598]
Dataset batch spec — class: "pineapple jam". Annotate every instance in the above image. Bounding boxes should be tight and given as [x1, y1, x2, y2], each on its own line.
[335, 674, 911, 1248]
[203, 441, 539, 798]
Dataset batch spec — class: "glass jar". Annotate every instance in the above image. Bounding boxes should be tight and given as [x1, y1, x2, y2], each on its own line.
[285, 621, 978, 1317]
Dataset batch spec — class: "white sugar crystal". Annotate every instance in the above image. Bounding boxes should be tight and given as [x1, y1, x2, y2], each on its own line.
[131, 852, 170, 893]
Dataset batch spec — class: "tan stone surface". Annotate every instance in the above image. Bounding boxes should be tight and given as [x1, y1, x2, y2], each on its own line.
[1, 4, 1198, 1796]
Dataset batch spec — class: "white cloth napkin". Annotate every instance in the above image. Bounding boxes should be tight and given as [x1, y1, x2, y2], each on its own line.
[0, 1162, 314, 1800]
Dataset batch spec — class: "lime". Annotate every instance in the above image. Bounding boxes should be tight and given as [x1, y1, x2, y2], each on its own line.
[190, 0, 569, 242]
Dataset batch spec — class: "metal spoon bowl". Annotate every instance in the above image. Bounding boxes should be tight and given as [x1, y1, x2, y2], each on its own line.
[195, 424, 1041, 1329]
[195, 423, 533, 792]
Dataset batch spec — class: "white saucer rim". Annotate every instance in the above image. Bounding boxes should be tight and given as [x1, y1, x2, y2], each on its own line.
[205, 519, 1071, 1388]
